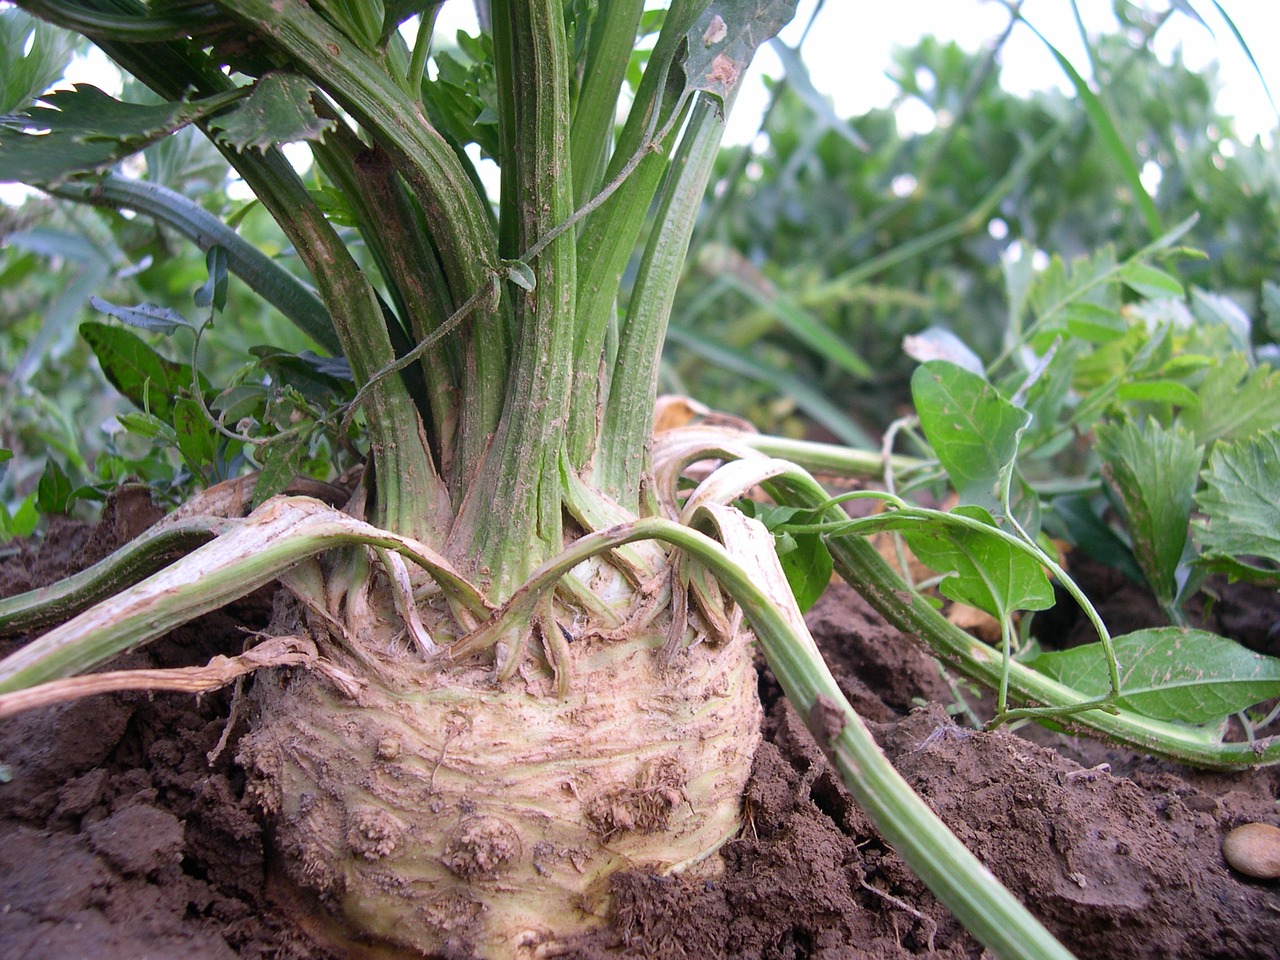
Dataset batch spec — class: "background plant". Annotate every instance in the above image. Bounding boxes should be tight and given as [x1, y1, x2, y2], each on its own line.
[672, 0, 1280, 441]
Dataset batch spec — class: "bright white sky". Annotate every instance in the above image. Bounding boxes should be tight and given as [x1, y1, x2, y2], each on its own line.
[727, 0, 1279, 146]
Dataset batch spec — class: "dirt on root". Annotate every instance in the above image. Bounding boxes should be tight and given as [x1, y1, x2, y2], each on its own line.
[2, 492, 1278, 960]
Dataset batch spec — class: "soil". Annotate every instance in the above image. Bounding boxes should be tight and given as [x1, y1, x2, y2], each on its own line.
[2, 490, 1279, 960]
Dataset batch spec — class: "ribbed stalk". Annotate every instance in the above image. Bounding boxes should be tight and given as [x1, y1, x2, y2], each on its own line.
[597, 95, 727, 506]
[449, 0, 577, 596]
[565, 0, 706, 469]
[568, 0, 644, 209]
[311, 132, 461, 479]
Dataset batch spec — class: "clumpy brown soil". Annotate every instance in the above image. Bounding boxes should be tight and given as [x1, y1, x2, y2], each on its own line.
[2, 495, 1279, 959]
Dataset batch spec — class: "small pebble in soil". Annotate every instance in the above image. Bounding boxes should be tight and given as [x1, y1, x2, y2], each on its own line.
[1222, 822, 1280, 880]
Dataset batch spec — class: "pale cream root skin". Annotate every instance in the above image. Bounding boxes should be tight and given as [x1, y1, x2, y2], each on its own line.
[240, 608, 761, 958]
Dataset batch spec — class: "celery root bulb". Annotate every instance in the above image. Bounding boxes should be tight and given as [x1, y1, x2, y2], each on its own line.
[239, 592, 761, 958]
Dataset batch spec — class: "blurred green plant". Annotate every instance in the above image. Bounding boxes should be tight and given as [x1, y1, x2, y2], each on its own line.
[0, 9, 346, 533]
[671, 0, 1280, 438]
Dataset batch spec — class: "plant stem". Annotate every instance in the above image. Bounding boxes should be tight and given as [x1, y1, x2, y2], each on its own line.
[598, 94, 728, 506]
[450, 0, 577, 594]
[0, 498, 489, 694]
[214, 0, 509, 480]
[566, 0, 706, 469]
[568, 0, 645, 209]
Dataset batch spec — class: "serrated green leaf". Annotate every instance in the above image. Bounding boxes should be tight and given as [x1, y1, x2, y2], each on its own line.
[1180, 355, 1280, 444]
[1115, 379, 1200, 406]
[0, 84, 236, 186]
[1119, 262, 1184, 299]
[684, 0, 799, 104]
[172, 398, 218, 476]
[254, 433, 307, 506]
[1030, 628, 1280, 724]
[1196, 554, 1280, 588]
[1096, 418, 1201, 607]
[36, 458, 72, 515]
[897, 505, 1055, 620]
[421, 36, 499, 159]
[209, 72, 336, 152]
[195, 246, 228, 312]
[1027, 246, 1121, 347]
[89, 296, 193, 335]
[911, 360, 1030, 517]
[0, 9, 77, 116]
[1194, 429, 1280, 574]
[81, 322, 203, 422]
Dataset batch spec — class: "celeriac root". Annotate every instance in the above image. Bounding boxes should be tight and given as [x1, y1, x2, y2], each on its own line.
[239, 583, 761, 959]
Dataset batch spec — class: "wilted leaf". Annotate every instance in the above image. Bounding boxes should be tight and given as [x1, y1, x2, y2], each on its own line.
[902, 327, 984, 374]
[911, 360, 1030, 517]
[1030, 628, 1280, 724]
[502, 258, 537, 292]
[684, 0, 799, 104]
[209, 72, 335, 152]
[1096, 418, 1201, 607]
[89, 297, 193, 335]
